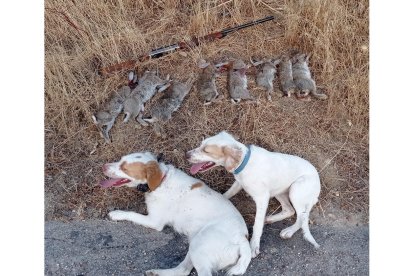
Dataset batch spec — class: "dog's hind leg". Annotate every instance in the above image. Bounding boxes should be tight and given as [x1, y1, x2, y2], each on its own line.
[192, 261, 212, 276]
[280, 176, 320, 248]
[225, 238, 251, 276]
[191, 253, 212, 276]
[145, 252, 193, 276]
[265, 192, 295, 224]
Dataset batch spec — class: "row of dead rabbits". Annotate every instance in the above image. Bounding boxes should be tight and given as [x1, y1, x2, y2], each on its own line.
[92, 52, 328, 142]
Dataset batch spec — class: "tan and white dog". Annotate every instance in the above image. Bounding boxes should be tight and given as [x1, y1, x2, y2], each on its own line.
[186, 131, 321, 258]
[101, 151, 251, 276]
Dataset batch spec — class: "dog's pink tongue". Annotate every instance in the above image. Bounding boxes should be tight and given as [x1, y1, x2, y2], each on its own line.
[100, 178, 130, 188]
[190, 162, 208, 175]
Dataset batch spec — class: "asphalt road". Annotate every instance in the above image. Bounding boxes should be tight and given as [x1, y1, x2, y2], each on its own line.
[45, 219, 368, 276]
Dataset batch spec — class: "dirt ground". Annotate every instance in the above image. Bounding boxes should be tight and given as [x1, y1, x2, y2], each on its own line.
[44, 0, 369, 274]
[45, 220, 368, 275]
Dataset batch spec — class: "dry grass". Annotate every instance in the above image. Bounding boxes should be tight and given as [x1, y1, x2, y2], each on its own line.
[45, 0, 369, 224]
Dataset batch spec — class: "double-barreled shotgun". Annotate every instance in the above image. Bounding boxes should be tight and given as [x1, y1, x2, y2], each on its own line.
[99, 15, 275, 76]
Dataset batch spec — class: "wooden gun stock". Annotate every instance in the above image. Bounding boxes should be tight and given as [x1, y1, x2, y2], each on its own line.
[99, 54, 152, 76]
[99, 60, 137, 76]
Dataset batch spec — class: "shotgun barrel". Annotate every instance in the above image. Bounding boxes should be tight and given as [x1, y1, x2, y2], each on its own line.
[98, 15, 275, 76]
[221, 15, 274, 36]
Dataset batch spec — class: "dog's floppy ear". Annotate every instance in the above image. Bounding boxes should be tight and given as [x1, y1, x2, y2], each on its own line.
[223, 146, 242, 172]
[146, 161, 163, 191]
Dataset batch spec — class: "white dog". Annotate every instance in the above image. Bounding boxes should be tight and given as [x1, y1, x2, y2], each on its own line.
[101, 151, 251, 276]
[186, 131, 321, 258]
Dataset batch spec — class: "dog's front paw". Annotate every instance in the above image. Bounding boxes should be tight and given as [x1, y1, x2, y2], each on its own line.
[108, 210, 127, 221]
[145, 270, 159, 276]
[280, 227, 297, 239]
[250, 239, 260, 258]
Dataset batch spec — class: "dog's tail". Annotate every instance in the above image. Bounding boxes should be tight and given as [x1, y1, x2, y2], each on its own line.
[225, 238, 251, 276]
[301, 203, 320, 249]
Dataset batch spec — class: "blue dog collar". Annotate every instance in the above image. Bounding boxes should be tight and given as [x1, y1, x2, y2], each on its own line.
[233, 145, 251, 175]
